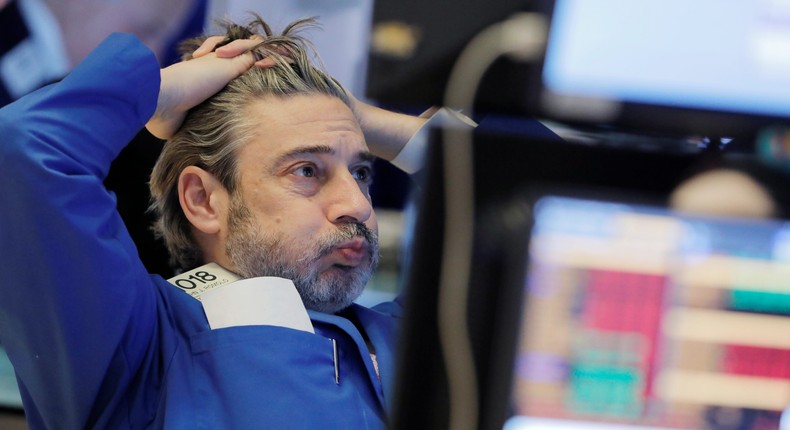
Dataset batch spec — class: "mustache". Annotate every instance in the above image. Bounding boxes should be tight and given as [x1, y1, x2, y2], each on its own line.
[315, 222, 378, 258]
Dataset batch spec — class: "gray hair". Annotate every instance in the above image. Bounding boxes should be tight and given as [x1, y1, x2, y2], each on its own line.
[149, 16, 352, 271]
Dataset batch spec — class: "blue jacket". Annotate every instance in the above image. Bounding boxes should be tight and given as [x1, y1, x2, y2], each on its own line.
[0, 34, 399, 429]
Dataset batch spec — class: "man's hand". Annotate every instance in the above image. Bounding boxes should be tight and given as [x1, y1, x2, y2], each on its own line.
[205, 33, 429, 162]
[146, 31, 429, 163]
[146, 36, 273, 140]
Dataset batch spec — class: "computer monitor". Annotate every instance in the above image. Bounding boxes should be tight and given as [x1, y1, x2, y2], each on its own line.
[501, 194, 790, 430]
[369, 0, 790, 144]
[529, 0, 790, 141]
[390, 122, 790, 429]
[390, 129, 706, 429]
[385, 1, 790, 427]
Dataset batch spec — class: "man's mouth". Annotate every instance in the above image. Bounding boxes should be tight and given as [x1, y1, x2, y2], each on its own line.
[330, 237, 369, 268]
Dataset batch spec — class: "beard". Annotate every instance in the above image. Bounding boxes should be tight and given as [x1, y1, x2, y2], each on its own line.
[224, 196, 380, 314]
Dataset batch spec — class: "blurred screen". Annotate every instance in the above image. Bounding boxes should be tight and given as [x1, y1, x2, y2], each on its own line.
[542, 0, 790, 119]
[505, 196, 790, 429]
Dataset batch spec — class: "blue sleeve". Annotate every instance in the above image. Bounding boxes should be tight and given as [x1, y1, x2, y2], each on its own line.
[0, 33, 162, 428]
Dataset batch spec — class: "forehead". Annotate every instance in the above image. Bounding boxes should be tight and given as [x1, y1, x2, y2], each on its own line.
[240, 94, 366, 162]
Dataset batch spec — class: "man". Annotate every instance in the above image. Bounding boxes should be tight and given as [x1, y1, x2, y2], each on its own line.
[0, 17, 440, 429]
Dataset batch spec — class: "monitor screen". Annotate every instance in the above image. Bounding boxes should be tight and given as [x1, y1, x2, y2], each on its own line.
[388, 130, 709, 430]
[504, 195, 790, 429]
[535, 0, 790, 139]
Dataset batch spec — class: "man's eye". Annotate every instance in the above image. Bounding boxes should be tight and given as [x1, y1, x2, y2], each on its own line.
[294, 165, 316, 178]
[353, 166, 373, 183]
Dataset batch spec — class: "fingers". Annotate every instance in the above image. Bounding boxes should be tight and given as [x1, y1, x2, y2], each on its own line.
[253, 44, 295, 68]
[254, 57, 278, 68]
[192, 34, 293, 70]
[214, 36, 264, 58]
[192, 35, 226, 59]
[193, 35, 263, 59]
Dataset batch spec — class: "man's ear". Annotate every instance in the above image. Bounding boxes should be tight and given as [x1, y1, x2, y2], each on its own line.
[178, 166, 229, 235]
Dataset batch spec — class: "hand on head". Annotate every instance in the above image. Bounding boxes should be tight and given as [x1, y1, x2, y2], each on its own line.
[146, 16, 426, 164]
[146, 34, 286, 140]
[193, 34, 293, 68]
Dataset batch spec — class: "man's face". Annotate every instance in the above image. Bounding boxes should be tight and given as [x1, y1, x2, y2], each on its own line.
[223, 94, 379, 314]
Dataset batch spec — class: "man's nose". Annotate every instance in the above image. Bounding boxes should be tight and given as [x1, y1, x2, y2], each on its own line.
[325, 171, 373, 224]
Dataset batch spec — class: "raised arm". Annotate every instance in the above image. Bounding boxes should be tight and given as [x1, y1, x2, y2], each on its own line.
[0, 34, 163, 428]
[0, 33, 262, 428]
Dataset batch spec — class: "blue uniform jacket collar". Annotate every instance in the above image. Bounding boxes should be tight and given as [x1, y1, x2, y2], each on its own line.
[308, 303, 399, 409]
